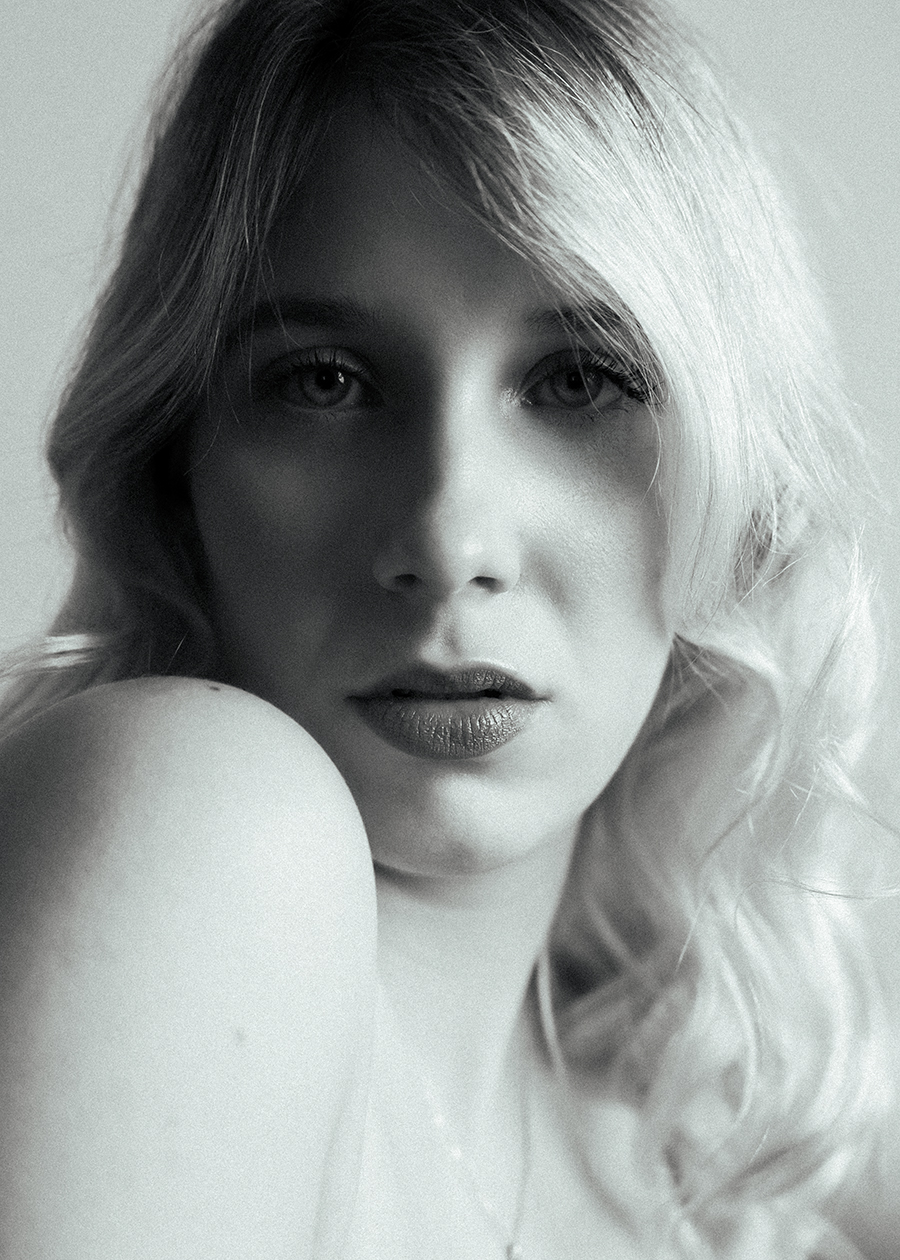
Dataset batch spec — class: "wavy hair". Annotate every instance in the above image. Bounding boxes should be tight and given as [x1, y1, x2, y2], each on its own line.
[2, 0, 886, 1251]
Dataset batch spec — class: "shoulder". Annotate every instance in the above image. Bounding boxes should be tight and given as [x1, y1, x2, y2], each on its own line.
[0, 673, 358, 814]
[0, 676, 376, 965]
[0, 673, 376, 996]
[0, 677, 376, 1257]
[0, 674, 371, 890]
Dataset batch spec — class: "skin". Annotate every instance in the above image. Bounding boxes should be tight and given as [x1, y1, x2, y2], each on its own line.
[0, 678, 377, 1258]
[186, 105, 676, 1253]
[189, 106, 672, 883]
[0, 107, 676, 1258]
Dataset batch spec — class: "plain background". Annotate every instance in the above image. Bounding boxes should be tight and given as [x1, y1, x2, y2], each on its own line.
[1, 0, 898, 1249]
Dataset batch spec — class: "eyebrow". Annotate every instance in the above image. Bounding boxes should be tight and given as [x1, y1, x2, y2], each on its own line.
[525, 307, 607, 334]
[230, 296, 612, 342]
[231, 297, 385, 342]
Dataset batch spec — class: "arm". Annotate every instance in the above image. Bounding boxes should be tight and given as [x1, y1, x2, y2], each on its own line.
[0, 677, 376, 1260]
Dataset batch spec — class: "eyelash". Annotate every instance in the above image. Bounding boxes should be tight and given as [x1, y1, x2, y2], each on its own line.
[259, 346, 649, 413]
[522, 349, 649, 409]
[261, 348, 378, 410]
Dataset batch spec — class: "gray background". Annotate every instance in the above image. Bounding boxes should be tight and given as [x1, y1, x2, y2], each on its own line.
[1, 0, 898, 1248]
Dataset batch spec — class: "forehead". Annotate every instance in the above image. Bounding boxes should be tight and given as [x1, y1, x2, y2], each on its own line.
[265, 104, 556, 331]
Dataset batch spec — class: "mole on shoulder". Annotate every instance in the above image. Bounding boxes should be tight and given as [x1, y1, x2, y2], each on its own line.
[207, 684, 222, 692]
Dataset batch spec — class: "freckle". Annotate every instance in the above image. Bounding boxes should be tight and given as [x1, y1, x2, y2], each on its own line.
[232, 1027, 247, 1045]
[208, 684, 222, 692]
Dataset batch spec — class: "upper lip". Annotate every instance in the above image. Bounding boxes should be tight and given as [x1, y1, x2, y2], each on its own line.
[351, 664, 541, 702]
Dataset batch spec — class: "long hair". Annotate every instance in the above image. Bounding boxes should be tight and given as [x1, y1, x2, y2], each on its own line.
[2, 0, 886, 1250]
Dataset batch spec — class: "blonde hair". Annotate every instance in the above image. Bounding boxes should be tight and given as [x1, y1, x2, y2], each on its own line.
[3, 0, 886, 1250]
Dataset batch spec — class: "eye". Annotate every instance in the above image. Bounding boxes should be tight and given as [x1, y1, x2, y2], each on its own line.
[262, 348, 378, 411]
[523, 351, 645, 413]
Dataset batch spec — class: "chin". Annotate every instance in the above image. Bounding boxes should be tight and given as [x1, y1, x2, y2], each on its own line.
[371, 826, 528, 879]
[354, 774, 587, 881]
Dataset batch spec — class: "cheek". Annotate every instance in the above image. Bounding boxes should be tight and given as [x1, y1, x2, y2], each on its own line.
[187, 440, 381, 691]
[573, 501, 665, 618]
[563, 526, 670, 790]
[546, 470, 671, 739]
[533, 435, 669, 636]
[516, 398, 666, 607]
[190, 442, 362, 595]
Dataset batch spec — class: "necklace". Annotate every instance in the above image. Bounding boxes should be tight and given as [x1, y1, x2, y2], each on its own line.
[421, 1072, 533, 1260]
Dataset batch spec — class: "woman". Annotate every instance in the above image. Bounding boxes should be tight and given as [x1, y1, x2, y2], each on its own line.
[0, 0, 887, 1255]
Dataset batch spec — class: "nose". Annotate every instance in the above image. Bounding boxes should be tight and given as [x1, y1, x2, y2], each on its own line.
[372, 400, 522, 601]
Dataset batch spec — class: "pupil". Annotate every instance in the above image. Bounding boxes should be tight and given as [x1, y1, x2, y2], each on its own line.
[316, 366, 341, 391]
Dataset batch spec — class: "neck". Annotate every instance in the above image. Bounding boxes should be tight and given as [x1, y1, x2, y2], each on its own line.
[374, 833, 574, 1141]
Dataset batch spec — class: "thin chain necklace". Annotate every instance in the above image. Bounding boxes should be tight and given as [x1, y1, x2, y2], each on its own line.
[420, 1069, 533, 1260]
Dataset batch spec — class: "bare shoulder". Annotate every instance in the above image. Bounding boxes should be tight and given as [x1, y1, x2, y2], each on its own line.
[0, 674, 372, 901]
[0, 673, 361, 820]
[0, 678, 376, 1259]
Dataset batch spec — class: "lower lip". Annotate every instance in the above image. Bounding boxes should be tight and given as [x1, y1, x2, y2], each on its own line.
[349, 696, 538, 760]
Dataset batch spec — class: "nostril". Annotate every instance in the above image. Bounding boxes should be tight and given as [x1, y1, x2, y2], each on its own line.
[373, 539, 521, 598]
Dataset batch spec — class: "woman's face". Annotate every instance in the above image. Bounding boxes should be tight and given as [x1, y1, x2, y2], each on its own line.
[189, 109, 673, 875]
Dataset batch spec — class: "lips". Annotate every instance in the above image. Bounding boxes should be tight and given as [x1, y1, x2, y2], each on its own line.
[349, 665, 543, 759]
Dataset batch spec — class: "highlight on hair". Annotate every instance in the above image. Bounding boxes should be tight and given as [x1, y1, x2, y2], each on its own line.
[1, 0, 888, 1251]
